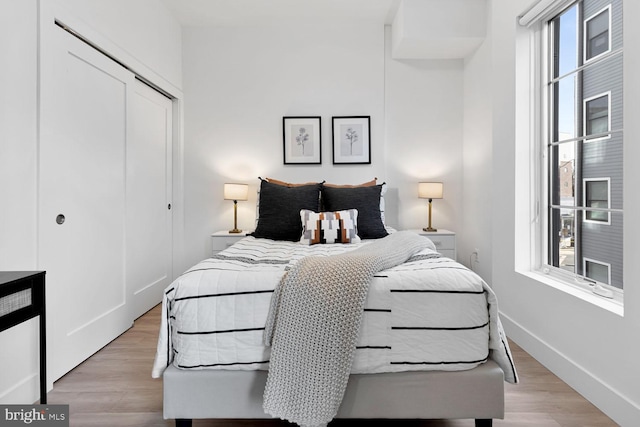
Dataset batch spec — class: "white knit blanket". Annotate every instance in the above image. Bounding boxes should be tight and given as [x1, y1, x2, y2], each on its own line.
[262, 231, 431, 427]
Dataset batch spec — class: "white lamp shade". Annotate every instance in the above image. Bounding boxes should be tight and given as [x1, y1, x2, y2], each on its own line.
[418, 182, 444, 199]
[223, 183, 249, 201]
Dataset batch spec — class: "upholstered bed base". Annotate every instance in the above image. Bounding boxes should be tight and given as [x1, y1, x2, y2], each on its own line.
[163, 360, 504, 427]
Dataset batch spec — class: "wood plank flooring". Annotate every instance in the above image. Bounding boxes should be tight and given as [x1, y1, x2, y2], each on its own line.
[46, 305, 617, 426]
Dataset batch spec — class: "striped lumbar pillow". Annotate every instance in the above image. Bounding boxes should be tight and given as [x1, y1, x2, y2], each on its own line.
[300, 209, 360, 245]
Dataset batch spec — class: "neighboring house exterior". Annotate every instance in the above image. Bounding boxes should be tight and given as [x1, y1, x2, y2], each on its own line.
[580, 0, 623, 288]
[551, 0, 623, 288]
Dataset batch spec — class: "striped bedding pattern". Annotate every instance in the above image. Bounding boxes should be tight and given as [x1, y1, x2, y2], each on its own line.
[152, 235, 517, 383]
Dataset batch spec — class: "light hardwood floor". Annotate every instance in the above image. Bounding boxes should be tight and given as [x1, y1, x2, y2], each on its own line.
[46, 305, 617, 427]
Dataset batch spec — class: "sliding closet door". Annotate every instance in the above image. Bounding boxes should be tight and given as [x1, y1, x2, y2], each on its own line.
[127, 80, 173, 319]
[39, 24, 134, 381]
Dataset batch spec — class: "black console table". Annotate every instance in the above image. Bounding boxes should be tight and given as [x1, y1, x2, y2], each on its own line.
[0, 271, 46, 404]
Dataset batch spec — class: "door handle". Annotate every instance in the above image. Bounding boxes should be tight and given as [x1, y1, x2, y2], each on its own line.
[56, 214, 66, 225]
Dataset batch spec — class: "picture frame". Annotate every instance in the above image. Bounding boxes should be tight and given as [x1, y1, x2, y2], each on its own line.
[332, 116, 371, 164]
[283, 116, 321, 164]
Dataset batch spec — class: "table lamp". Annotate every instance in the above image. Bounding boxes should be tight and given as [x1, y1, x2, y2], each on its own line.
[224, 183, 249, 233]
[418, 182, 444, 232]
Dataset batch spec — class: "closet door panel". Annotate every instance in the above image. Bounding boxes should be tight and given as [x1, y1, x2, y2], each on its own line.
[127, 80, 173, 319]
[39, 25, 134, 381]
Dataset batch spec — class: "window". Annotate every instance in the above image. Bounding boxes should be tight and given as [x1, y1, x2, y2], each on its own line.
[584, 5, 611, 62]
[584, 258, 611, 284]
[542, 0, 623, 294]
[583, 178, 610, 223]
[584, 92, 610, 140]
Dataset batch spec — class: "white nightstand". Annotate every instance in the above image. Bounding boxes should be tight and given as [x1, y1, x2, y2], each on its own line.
[411, 229, 456, 259]
[211, 230, 249, 255]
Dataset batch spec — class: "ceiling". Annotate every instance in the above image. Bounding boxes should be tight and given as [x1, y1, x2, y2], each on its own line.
[160, 0, 401, 27]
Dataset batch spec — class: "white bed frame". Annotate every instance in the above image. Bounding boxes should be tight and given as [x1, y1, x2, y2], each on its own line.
[163, 360, 504, 427]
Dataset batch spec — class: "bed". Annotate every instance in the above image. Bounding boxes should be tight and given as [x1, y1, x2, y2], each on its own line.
[152, 179, 518, 427]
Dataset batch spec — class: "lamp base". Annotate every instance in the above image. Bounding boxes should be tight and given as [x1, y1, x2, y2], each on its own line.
[422, 227, 437, 232]
[229, 228, 243, 234]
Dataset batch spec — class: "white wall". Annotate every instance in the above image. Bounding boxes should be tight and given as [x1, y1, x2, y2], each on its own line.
[392, 0, 485, 59]
[384, 27, 463, 237]
[462, 28, 493, 282]
[0, 0, 40, 405]
[181, 22, 383, 265]
[465, 0, 640, 425]
[0, 0, 182, 403]
[0, 1, 38, 270]
[180, 23, 466, 266]
[53, 0, 182, 90]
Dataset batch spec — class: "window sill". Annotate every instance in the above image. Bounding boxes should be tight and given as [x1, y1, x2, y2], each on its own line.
[516, 270, 624, 317]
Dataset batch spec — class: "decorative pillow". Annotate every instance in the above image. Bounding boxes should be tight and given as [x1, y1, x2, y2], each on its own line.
[251, 179, 321, 241]
[323, 178, 377, 188]
[379, 182, 387, 224]
[266, 177, 321, 187]
[300, 209, 360, 245]
[321, 185, 388, 239]
[254, 177, 322, 228]
[322, 179, 386, 224]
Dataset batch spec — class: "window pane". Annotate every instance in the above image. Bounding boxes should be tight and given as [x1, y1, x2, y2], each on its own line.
[585, 203, 608, 221]
[554, 75, 578, 142]
[588, 117, 608, 134]
[585, 94, 609, 136]
[586, 180, 607, 200]
[582, 211, 623, 288]
[556, 4, 578, 78]
[585, 260, 609, 284]
[550, 207, 576, 274]
[550, 209, 623, 288]
[584, 180, 609, 222]
[551, 141, 576, 206]
[586, 8, 610, 60]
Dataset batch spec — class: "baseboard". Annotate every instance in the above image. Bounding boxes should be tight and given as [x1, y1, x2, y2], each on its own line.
[501, 312, 640, 426]
[0, 373, 38, 404]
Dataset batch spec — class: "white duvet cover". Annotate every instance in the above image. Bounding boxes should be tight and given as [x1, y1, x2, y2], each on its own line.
[152, 234, 517, 383]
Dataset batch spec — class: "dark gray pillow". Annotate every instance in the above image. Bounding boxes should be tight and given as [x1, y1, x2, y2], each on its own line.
[251, 180, 321, 241]
[321, 185, 388, 239]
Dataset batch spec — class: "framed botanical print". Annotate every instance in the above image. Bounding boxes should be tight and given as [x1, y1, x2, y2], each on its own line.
[283, 116, 321, 164]
[332, 116, 371, 164]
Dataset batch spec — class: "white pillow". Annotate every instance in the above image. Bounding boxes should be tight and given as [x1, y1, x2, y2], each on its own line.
[299, 209, 360, 245]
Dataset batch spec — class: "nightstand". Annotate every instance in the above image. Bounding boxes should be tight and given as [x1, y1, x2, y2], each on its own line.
[412, 229, 456, 259]
[211, 231, 249, 255]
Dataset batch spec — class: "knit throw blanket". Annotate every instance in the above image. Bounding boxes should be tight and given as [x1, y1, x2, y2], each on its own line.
[263, 231, 432, 427]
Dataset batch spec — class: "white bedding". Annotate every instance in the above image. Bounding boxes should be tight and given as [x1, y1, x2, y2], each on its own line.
[152, 234, 517, 384]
